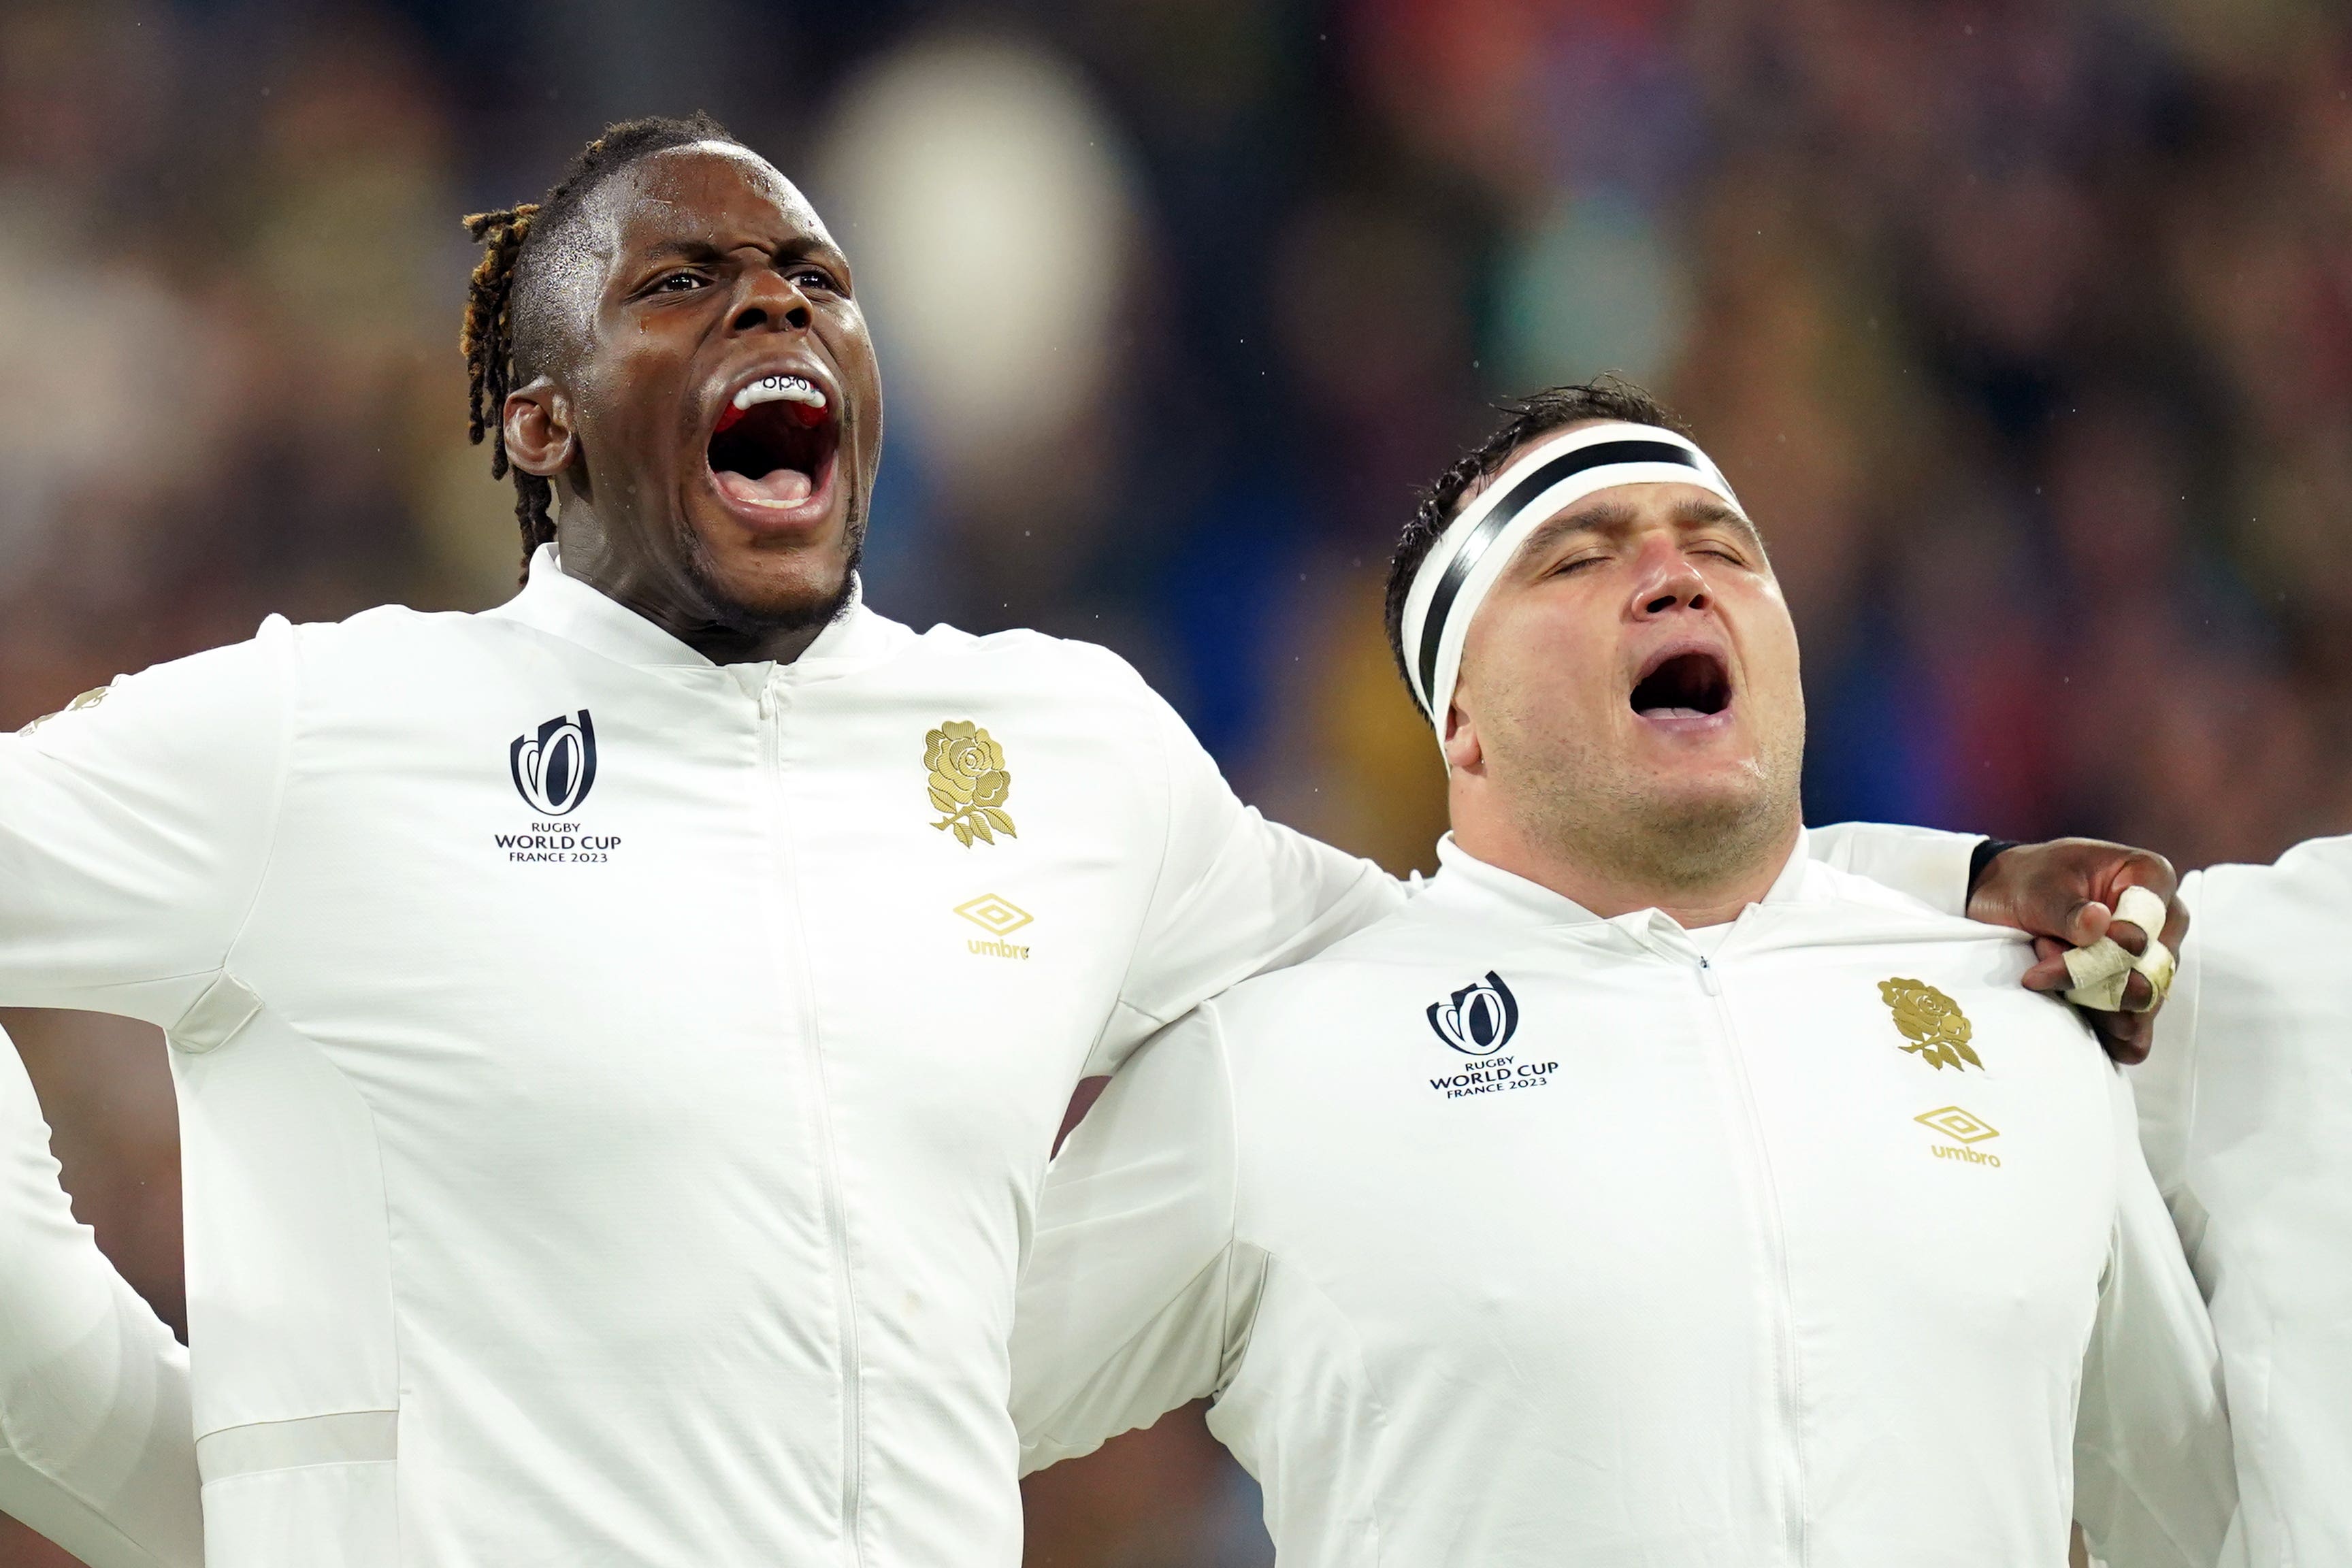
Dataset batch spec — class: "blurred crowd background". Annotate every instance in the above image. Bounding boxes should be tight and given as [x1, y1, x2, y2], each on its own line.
[4, 0, 2350, 1563]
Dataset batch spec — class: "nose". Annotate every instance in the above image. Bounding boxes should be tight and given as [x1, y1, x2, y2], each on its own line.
[1629, 537, 1708, 619]
[728, 265, 814, 335]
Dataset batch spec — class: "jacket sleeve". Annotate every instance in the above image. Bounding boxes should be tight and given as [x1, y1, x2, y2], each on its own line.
[2073, 1065, 2236, 1568]
[1014, 1007, 1252, 1474]
[2125, 868, 2204, 1238]
[0, 1028, 203, 1567]
[2124, 853, 2352, 1561]
[1090, 689, 1404, 1074]
[0, 623, 291, 1022]
[1806, 823, 1981, 917]
[0, 632, 287, 1563]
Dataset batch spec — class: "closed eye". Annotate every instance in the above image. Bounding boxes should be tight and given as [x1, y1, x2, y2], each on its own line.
[1690, 537, 1757, 566]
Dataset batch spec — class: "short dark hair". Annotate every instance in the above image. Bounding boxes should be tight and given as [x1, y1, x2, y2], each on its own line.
[1381, 376, 1696, 694]
[459, 112, 743, 575]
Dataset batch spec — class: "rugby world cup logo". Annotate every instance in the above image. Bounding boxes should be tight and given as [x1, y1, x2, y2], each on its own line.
[1427, 971, 1520, 1056]
[510, 710, 598, 817]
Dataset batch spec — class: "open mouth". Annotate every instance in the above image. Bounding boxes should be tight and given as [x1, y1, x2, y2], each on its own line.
[1630, 650, 1733, 719]
[708, 374, 840, 514]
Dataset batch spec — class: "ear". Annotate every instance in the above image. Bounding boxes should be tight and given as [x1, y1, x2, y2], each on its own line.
[1441, 701, 1484, 774]
[502, 376, 576, 479]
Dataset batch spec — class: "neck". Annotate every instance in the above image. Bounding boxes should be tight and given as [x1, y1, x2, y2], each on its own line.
[555, 514, 836, 666]
[1452, 808, 1801, 928]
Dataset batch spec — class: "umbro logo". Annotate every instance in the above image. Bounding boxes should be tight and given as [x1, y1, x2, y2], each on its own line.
[1917, 1105, 2003, 1169]
[510, 710, 598, 817]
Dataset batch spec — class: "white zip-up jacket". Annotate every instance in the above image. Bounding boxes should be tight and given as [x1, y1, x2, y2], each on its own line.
[0, 549, 1409, 1567]
[0, 1026, 201, 1567]
[2132, 835, 2352, 1566]
[1013, 836, 2236, 1567]
[0, 546, 1982, 1565]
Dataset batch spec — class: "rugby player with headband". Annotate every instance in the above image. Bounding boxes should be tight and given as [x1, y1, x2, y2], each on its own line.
[1012, 380, 2231, 1566]
[1399, 413, 2177, 1017]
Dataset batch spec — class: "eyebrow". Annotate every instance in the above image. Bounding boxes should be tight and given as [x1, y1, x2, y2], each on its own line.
[632, 235, 849, 270]
[1511, 495, 1766, 568]
[1680, 498, 1765, 551]
[636, 237, 721, 264]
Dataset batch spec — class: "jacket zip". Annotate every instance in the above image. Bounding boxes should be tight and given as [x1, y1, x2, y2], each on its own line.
[761, 676, 867, 1565]
[1697, 952, 1808, 1566]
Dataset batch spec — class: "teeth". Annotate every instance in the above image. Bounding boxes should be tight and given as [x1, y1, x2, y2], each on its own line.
[731, 374, 828, 412]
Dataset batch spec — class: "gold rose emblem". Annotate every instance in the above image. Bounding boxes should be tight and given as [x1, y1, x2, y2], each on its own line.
[925, 719, 1017, 847]
[1879, 978, 1981, 1072]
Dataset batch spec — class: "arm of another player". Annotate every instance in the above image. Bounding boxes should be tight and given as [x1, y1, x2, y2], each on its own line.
[2121, 868, 2205, 1250]
[1087, 683, 1405, 1075]
[0, 1029, 203, 1567]
[1810, 825, 2187, 1064]
[0, 631, 290, 1563]
[2072, 1067, 2236, 1568]
[0, 623, 292, 1017]
[1013, 1007, 1252, 1475]
[1808, 821, 1985, 915]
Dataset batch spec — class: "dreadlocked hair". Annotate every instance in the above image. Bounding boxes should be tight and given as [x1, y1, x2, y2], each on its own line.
[459, 111, 742, 578]
[460, 204, 544, 561]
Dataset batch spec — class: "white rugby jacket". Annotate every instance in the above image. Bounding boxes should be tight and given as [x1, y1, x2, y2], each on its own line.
[0, 548, 1982, 1565]
[1013, 838, 2236, 1567]
[0, 1026, 201, 1567]
[2132, 836, 2352, 1567]
[1799, 826, 2351, 1567]
[0, 549, 1404, 1567]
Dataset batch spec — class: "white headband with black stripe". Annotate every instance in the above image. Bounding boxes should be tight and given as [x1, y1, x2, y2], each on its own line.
[1400, 421, 1743, 744]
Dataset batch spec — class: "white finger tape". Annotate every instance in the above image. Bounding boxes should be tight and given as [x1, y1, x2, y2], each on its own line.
[2063, 885, 2176, 1012]
[2064, 938, 2135, 1011]
[2131, 941, 2177, 1011]
[2112, 885, 2168, 938]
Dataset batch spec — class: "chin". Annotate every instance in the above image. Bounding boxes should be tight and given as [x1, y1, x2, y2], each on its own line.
[1638, 744, 1759, 794]
[1638, 764, 1782, 835]
[684, 529, 862, 637]
[1648, 786, 1763, 838]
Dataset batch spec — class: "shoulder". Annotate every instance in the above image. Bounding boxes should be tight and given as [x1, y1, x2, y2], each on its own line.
[1801, 860, 1980, 926]
[879, 623, 1207, 799]
[18, 617, 299, 746]
[1743, 865, 2044, 1015]
[289, 601, 550, 666]
[2175, 833, 2352, 997]
[189, 602, 574, 705]
[2265, 830, 2352, 879]
[1792, 861, 2031, 955]
[896, 621, 1169, 708]
[1194, 895, 1501, 1043]
[2196, 832, 2352, 921]
[120, 613, 304, 689]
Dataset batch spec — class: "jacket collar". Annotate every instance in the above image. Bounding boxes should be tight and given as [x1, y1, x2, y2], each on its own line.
[1424, 828, 1817, 936]
[487, 544, 906, 673]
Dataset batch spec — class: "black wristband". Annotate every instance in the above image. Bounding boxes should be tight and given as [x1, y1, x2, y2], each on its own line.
[1966, 838, 2023, 900]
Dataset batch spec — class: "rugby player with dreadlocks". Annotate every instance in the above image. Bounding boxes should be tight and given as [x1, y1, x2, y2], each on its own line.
[0, 117, 2181, 1566]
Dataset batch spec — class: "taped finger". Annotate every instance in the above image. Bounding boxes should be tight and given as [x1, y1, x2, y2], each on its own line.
[2111, 885, 2168, 951]
[2127, 938, 2176, 1013]
[2063, 937, 2134, 1011]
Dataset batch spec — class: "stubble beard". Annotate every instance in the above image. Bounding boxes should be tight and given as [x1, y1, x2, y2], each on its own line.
[1503, 723, 1805, 904]
[672, 497, 868, 644]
